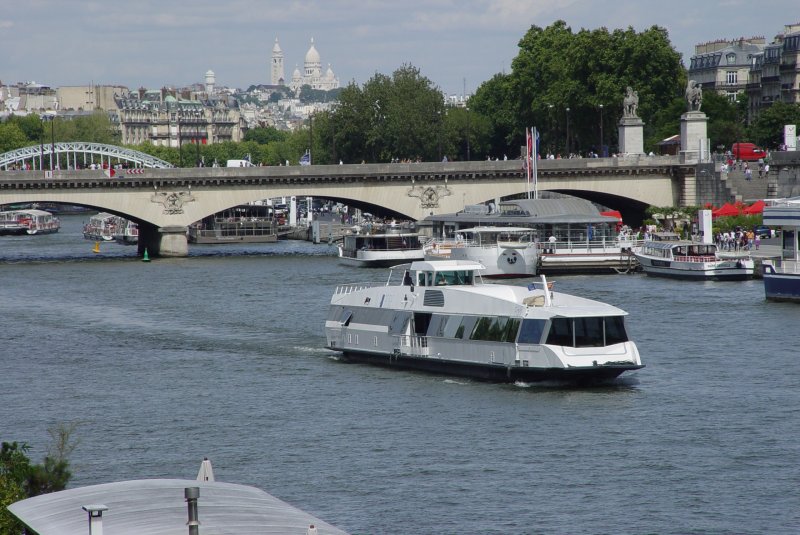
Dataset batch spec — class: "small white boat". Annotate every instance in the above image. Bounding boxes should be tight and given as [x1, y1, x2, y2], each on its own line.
[325, 259, 643, 382]
[634, 233, 754, 280]
[424, 226, 538, 278]
[337, 230, 424, 267]
[0, 209, 60, 235]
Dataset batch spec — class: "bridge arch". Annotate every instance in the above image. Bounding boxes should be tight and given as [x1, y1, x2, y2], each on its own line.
[0, 142, 174, 171]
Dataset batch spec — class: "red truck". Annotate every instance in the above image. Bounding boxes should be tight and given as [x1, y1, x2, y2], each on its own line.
[732, 142, 767, 161]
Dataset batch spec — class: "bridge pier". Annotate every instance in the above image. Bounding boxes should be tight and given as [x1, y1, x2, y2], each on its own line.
[138, 223, 189, 258]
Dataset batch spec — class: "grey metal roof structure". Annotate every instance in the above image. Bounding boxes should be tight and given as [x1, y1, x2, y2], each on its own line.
[0, 142, 174, 170]
[8, 479, 349, 535]
[425, 198, 617, 225]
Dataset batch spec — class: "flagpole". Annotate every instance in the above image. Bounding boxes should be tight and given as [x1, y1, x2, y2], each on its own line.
[525, 127, 532, 199]
[533, 127, 539, 200]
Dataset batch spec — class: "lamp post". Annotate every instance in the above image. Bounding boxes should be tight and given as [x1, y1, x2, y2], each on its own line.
[437, 110, 442, 161]
[599, 104, 604, 157]
[565, 107, 571, 157]
[309, 112, 313, 165]
[466, 106, 471, 161]
[548, 104, 554, 156]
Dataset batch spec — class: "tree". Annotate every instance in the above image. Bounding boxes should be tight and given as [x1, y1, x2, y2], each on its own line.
[476, 20, 685, 155]
[321, 64, 446, 163]
[750, 101, 800, 149]
[243, 127, 287, 145]
[0, 122, 29, 153]
[0, 442, 31, 534]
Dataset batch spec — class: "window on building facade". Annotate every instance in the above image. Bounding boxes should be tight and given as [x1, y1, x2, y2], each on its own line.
[726, 53, 736, 65]
[726, 71, 738, 85]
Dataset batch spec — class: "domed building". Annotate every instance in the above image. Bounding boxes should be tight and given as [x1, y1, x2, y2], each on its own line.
[272, 37, 339, 92]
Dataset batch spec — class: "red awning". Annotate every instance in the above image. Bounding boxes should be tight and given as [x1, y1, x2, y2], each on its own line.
[600, 210, 623, 221]
[712, 203, 740, 217]
[744, 200, 765, 214]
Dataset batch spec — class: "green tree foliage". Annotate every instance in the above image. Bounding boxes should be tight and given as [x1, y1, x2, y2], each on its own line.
[243, 126, 287, 145]
[749, 101, 800, 149]
[0, 122, 28, 153]
[319, 65, 451, 163]
[0, 442, 31, 534]
[468, 74, 518, 155]
[1, 425, 77, 532]
[474, 20, 684, 155]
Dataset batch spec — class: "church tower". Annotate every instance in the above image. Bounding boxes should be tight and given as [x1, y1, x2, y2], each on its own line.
[271, 37, 285, 86]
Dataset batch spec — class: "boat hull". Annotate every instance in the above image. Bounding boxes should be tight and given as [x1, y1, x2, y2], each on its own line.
[763, 264, 800, 302]
[336, 349, 642, 383]
[635, 255, 754, 280]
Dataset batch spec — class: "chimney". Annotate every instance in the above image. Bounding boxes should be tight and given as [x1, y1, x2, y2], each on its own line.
[185, 487, 200, 535]
[82, 504, 108, 535]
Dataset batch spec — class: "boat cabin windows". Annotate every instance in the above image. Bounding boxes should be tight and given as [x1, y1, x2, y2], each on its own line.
[469, 316, 520, 342]
[416, 270, 474, 286]
[517, 319, 547, 344]
[545, 316, 629, 347]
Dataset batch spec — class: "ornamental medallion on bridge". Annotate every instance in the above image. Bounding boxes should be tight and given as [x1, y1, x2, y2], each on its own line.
[151, 190, 195, 215]
[408, 184, 451, 209]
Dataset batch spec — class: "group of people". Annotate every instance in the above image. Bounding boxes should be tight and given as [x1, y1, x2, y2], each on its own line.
[715, 229, 760, 251]
[721, 157, 770, 181]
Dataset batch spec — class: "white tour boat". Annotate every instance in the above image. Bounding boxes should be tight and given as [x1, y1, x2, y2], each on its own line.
[424, 226, 538, 278]
[0, 209, 60, 235]
[337, 230, 424, 267]
[83, 212, 118, 241]
[113, 218, 139, 245]
[325, 259, 644, 382]
[634, 234, 754, 280]
[425, 199, 640, 274]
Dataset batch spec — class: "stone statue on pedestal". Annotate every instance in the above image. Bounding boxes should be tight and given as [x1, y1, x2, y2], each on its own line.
[623, 86, 639, 118]
[685, 80, 703, 112]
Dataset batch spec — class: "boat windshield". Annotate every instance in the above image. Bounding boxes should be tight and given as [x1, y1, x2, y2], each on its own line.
[417, 269, 474, 287]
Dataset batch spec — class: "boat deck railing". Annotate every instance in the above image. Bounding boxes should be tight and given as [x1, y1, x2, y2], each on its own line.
[395, 334, 430, 357]
[334, 283, 380, 295]
[539, 238, 643, 254]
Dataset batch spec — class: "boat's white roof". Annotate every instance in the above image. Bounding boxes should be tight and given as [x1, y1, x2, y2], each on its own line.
[409, 259, 485, 271]
[0, 209, 54, 216]
[8, 479, 348, 535]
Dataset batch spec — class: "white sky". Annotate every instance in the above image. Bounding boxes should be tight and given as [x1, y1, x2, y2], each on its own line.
[0, 1, 797, 95]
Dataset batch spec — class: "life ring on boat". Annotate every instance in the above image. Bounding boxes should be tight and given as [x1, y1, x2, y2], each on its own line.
[507, 254, 518, 264]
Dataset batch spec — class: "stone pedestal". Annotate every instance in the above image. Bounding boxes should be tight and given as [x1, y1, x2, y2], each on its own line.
[618, 117, 644, 155]
[680, 111, 708, 162]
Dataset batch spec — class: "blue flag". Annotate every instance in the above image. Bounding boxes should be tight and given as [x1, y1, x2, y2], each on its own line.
[299, 151, 311, 166]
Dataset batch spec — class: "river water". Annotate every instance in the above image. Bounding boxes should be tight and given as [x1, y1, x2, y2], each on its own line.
[1, 215, 798, 534]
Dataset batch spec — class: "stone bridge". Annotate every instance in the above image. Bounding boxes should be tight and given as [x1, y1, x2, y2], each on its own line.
[0, 155, 706, 257]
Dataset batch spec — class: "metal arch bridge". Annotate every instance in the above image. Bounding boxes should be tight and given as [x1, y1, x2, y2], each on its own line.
[0, 142, 174, 170]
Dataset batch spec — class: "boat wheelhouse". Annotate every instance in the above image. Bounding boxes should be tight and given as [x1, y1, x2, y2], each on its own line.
[762, 197, 800, 302]
[634, 239, 754, 280]
[325, 259, 643, 382]
[424, 226, 538, 278]
[424, 198, 639, 274]
[337, 230, 424, 267]
[113, 219, 139, 245]
[0, 209, 60, 235]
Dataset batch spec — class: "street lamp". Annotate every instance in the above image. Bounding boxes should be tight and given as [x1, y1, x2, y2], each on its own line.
[466, 106, 471, 161]
[566, 107, 571, 157]
[42, 111, 56, 171]
[548, 104, 554, 156]
[599, 104, 604, 157]
[437, 110, 442, 161]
